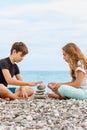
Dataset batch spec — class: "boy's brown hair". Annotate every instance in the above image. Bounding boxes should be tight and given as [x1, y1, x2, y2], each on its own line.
[10, 42, 28, 55]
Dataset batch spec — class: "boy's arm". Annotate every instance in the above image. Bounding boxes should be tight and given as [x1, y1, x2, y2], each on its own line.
[15, 73, 24, 81]
[2, 69, 42, 86]
[15, 73, 26, 90]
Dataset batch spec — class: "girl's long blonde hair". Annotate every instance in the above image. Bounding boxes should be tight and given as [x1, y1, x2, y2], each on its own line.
[62, 42, 87, 80]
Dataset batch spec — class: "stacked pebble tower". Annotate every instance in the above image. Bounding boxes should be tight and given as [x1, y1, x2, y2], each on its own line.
[34, 84, 46, 99]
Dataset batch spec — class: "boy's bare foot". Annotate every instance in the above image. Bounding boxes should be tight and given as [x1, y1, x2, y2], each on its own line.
[4, 97, 10, 101]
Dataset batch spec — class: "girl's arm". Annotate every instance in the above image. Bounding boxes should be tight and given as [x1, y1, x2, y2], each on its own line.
[48, 70, 85, 89]
[59, 70, 85, 88]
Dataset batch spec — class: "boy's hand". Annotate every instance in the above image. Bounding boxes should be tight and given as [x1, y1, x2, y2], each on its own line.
[29, 80, 43, 86]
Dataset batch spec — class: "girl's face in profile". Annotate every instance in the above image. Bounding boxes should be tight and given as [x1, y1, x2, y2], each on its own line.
[62, 50, 70, 63]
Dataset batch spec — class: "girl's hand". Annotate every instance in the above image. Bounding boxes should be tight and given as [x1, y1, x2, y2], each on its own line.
[48, 82, 60, 88]
[48, 82, 60, 95]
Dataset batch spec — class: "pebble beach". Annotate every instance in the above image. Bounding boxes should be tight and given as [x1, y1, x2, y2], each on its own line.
[0, 96, 87, 130]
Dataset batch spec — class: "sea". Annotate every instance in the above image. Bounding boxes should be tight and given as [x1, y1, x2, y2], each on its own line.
[8, 71, 71, 93]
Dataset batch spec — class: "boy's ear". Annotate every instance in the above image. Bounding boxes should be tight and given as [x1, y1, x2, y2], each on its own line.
[12, 49, 17, 54]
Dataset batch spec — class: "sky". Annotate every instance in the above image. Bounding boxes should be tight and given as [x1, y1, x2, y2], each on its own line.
[0, 0, 87, 71]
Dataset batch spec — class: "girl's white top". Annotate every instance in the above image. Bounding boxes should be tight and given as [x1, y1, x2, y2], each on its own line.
[76, 61, 87, 89]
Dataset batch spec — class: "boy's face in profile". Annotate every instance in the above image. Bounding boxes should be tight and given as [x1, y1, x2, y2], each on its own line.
[12, 49, 26, 63]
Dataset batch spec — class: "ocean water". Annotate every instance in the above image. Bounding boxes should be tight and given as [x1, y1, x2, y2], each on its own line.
[8, 71, 71, 93]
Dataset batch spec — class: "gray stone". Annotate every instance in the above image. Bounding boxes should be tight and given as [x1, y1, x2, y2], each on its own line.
[34, 84, 47, 99]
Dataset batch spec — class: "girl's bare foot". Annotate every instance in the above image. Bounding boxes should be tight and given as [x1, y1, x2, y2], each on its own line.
[48, 93, 60, 99]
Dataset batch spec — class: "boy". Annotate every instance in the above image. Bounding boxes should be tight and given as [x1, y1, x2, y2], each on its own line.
[0, 42, 42, 100]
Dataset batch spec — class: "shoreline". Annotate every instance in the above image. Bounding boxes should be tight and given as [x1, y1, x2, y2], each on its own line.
[0, 96, 87, 130]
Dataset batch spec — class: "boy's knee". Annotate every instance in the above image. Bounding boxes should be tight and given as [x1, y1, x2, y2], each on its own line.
[27, 87, 34, 96]
[0, 84, 6, 91]
[30, 88, 34, 95]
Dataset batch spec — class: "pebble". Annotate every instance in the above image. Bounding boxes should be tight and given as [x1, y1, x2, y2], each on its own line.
[0, 97, 87, 130]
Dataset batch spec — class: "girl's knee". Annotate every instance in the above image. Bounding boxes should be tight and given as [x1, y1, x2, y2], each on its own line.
[58, 85, 68, 96]
[59, 85, 67, 92]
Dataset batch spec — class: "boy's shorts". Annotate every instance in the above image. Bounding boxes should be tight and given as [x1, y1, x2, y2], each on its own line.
[8, 87, 17, 93]
[58, 85, 87, 100]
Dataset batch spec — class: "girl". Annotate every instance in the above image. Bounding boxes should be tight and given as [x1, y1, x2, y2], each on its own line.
[48, 42, 87, 100]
